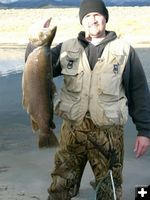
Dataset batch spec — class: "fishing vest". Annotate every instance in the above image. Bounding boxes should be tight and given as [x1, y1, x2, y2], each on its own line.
[54, 38, 130, 127]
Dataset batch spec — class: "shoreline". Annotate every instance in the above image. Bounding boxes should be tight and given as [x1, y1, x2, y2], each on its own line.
[1, 42, 150, 50]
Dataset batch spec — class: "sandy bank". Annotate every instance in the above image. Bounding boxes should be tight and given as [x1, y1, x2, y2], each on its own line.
[0, 7, 150, 47]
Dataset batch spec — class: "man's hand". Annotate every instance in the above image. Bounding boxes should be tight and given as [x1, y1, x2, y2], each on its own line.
[134, 136, 150, 158]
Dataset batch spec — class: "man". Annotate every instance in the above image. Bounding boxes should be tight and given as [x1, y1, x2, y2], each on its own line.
[25, 0, 150, 199]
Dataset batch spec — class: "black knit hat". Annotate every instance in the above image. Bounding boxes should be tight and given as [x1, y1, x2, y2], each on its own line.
[79, 0, 109, 24]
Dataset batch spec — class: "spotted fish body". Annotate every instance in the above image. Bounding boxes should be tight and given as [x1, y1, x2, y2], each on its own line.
[22, 18, 59, 148]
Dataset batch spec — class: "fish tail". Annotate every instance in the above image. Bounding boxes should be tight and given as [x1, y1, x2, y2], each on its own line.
[38, 130, 59, 148]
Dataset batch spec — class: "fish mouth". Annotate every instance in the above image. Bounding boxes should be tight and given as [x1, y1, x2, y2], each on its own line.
[28, 17, 57, 46]
[43, 17, 57, 39]
[43, 18, 57, 31]
[42, 18, 57, 46]
[43, 18, 52, 28]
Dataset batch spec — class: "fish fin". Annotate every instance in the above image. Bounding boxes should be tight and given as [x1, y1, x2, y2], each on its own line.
[50, 121, 56, 129]
[90, 180, 97, 190]
[52, 82, 57, 96]
[31, 119, 39, 131]
[38, 130, 59, 148]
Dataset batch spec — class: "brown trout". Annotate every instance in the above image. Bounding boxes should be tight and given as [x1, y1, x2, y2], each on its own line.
[22, 18, 59, 148]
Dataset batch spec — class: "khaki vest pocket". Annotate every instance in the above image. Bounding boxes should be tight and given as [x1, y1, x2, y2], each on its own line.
[61, 50, 80, 73]
[54, 98, 82, 122]
[62, 69, 84, 93]
[103, 97, 128, 125]
[99, 72, 121, 96]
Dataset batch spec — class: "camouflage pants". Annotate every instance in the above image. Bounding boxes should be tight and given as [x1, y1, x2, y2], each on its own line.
[48, 118, 124, 200]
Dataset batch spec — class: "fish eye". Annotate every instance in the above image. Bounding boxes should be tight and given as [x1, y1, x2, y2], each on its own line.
[39, 32, 44, 39]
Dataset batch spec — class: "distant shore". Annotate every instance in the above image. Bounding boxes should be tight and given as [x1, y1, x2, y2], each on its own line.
[0, 7, 150, 47]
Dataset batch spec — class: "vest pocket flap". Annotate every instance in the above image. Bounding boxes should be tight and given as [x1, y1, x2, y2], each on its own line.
[54, 98, 81, 121]
[100, 72, 121, 96]
[54, 99, 72, 114]
[61, 69, 83, 92]
[66, 50, 80, 60]
[61, 67, 83, 76]
[54, 99, 73, 119]
[60, 50, 82, 75]
[59, 101, 73, 112]
[60, 50, 80, 62]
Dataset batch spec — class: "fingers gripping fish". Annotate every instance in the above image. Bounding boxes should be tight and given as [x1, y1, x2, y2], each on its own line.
[22, 18, 59, 148]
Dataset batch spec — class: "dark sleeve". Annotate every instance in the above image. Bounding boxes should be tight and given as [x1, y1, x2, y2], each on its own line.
[24, 42, 62, 77]
[123, 46, 150, 137]
[51, 43, 62, 77]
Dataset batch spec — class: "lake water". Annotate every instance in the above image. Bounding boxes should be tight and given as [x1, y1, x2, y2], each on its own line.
[0, 46, 149, 200]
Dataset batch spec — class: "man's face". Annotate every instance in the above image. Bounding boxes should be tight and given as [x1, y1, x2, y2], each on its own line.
[82, 12, 106, 39]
